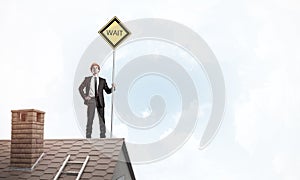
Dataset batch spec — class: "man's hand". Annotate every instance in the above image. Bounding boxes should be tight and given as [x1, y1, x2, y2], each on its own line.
[112, 83, 116, 91]
[85, 96, 91, 100]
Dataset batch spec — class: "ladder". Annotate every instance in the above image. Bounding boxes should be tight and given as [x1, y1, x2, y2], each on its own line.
[53, 154, 90, 180]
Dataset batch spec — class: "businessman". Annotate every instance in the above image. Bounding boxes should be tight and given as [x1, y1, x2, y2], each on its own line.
[79, 63, 115, 138]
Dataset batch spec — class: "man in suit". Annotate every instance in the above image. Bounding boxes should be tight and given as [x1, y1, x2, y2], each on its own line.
[79, 63, 115, 138]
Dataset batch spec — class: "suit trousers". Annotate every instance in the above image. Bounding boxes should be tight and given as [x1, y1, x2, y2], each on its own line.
[86, 97, 106, 138]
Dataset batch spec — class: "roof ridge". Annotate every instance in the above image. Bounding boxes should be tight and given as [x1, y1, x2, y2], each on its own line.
[45, 138, 125, 141]
[0, 138, 125, 141]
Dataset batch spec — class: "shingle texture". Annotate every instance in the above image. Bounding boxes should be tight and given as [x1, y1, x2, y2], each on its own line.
[0, 138, 135, 180]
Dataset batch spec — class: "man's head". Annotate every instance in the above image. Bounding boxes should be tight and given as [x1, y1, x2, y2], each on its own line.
[90, 63, 100, 75]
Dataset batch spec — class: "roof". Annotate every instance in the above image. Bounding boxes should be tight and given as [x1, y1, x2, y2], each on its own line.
[0, 138, 135, 180]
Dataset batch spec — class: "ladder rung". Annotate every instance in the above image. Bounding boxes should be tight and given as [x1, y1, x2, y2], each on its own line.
[68, 161, 84, 164]
[64, 171, 79, 175]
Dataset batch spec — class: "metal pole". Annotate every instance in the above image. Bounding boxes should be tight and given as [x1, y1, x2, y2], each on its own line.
[110, 49, 115, 138]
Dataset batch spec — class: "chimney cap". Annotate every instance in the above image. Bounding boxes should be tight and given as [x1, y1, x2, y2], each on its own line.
[11, 109, 45, 114]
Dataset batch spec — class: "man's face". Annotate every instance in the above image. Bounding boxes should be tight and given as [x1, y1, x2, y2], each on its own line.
[91, 66, 100, 75]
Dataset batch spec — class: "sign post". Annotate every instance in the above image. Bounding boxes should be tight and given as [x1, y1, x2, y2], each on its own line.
[98, 16, 131, 138]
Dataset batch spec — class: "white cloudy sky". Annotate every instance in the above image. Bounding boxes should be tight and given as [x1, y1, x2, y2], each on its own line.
[0, 0, 300, 179]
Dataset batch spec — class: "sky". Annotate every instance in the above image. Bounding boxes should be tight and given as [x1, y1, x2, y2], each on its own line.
[0, 0, 300, 179]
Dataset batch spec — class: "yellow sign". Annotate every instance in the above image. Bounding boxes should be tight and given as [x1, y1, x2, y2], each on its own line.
[98, 16, 131, 49]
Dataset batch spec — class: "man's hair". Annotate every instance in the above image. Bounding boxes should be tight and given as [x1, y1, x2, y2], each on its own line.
[90, 63, 100, 72]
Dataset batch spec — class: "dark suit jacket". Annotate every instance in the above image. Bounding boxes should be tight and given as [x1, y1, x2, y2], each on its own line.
[79, 76, 112, 107]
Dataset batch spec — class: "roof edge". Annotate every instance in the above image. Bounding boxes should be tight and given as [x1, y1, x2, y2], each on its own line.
[121, 142, 136, 180]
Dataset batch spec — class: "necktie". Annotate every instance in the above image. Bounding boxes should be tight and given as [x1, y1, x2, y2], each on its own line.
[94, 77, 97, 97]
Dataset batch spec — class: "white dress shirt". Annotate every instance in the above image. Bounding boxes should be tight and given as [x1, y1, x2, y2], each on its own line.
[89, 75, 99, 97]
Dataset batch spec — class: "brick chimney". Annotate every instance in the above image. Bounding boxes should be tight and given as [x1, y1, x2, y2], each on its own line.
[10, 109, 45, 169]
